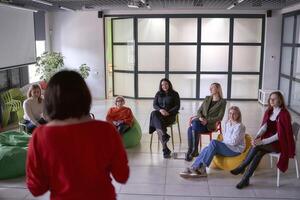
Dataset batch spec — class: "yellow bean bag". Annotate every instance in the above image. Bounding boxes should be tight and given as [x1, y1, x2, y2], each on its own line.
[212, 134, 252, 171]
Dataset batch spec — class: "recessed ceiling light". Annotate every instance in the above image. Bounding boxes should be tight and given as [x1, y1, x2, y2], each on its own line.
[32, 0, 53, 6]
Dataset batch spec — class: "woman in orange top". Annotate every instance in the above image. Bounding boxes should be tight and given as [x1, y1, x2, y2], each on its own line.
[106, 96, 134, 135]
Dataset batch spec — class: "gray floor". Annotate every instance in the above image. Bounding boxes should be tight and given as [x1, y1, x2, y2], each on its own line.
[1, 100, 300, 200]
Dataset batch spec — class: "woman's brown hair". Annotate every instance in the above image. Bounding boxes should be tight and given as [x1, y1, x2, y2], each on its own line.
[267, 91, 286, 109]
[27, 84, 42, 103]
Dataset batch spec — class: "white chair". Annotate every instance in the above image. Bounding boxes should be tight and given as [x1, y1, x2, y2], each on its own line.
[269, 122, 300, 187]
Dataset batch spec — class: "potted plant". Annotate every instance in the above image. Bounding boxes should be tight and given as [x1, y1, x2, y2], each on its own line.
[36, 52, 64, 82]
[78, 64, 91, 79]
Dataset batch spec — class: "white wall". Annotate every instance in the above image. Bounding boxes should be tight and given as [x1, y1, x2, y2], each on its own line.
[262, 10, 282, 90]
[47, 11, 105, 99]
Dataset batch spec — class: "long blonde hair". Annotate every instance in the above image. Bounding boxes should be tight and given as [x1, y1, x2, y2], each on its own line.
[27, 84, 42, 103]
[211, 82, 223, 99]
[228, 106, 242, 123]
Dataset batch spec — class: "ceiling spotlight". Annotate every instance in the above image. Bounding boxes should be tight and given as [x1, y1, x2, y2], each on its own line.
[237, 0, 245, 3]
[32, 0, 53, 6]
[59, 6, 74, 11]
[227, 3, 236, 10]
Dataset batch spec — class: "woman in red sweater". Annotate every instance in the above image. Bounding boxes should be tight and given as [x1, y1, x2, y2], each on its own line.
[26, 70, 129, 200]
[106, 96, 134, 135]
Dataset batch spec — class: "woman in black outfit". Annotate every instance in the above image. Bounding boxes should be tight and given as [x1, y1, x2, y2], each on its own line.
[149, 78, 180, 158]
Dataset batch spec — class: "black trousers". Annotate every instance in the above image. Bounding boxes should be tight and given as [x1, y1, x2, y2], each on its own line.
[149, 110, 175, 134]
[240, 144, 278, 179]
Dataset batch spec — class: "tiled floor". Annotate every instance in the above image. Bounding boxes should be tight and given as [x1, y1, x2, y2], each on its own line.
[0, 99, 300, 200]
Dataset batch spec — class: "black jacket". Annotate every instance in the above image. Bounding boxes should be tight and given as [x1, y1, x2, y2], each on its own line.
[153, 90, 180, 116]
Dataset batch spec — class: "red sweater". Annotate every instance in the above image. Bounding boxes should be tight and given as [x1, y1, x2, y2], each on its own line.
[26, 120, 129, 200]
[106, 107, 134, 126]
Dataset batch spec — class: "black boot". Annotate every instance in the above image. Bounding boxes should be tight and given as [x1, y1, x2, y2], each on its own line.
[185, 129, 194, 161]
[235, 151, 265, 189]
[163, 147, 171, 159]
[190, 130, 199, 157]
[231, 147, 258, 175]
[230, 166, 246, 175]
[236, 177, 250, 189]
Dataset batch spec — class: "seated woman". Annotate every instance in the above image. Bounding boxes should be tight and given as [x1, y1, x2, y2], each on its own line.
[180, 106, 245, 178]
[26, 70, 129, 199]
[149, 78, 180, 159]
[186, 83, 227, 161]
[231, 91, 295, 189]
[23, 84, 47, 133]
[106, 96, 134, 135]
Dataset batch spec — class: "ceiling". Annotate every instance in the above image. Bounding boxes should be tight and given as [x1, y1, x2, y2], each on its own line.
[2, 0, 300, 11]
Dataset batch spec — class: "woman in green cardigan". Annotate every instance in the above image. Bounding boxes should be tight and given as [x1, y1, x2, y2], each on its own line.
[185, 83, 227, 161]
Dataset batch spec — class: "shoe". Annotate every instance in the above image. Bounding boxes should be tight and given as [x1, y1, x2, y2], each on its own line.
[185, 153, 193, 162]
[236, 178, 249, 189]
[230, 167, 245, 175]
[191, 151, 199, 157]
[179, 167, 192, 178]
[163, 148, 171, 159]
[180, 167, 207, 178]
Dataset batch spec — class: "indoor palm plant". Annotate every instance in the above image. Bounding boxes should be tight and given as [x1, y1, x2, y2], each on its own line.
[78, 64, 91, 79]
[36, 52, 64, 82]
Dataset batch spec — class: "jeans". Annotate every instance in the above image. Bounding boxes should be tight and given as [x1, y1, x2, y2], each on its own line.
[24, 118, 47, 133]
[187, 119, 209, 153]
[116, 123, 130, 135]
[192, 139, 240, 169]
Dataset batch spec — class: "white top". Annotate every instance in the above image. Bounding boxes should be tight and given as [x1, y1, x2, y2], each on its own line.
[23, 98, 44, 125]
[255, 107, 280, 145]
[222, 121, 246, 153]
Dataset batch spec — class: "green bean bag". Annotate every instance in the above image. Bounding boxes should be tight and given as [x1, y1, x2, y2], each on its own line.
[0, 131, 31, 179]
[122, 118, 142, 148]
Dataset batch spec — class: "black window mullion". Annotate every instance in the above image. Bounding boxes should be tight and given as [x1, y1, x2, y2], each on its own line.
[165, 17, 169, 79]
[259, 15, 266, 91]
[196, 17, 201, 99]
[227, 17, 234, 99]
[134, 17, 138, 98]
[288, 15, 297, 106]
[111, 18, 115, 97]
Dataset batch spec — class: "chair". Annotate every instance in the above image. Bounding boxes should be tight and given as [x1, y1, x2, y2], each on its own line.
[269, 122, 299, 187]
[212, 134, 252, 170]
[0, 91, 23, 127]
[150, 113, 181, 150]
[198, 121, 222, 149]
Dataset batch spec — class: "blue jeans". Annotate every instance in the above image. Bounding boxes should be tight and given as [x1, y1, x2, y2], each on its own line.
[24, 118, 47, 133]
[187, 119, 209, 153]
[191, 139, 240, 169]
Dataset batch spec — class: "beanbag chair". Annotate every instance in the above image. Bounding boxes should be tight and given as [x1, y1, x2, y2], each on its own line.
[0, 131, 30, 147]
[122, 118, 142, 148]
[0, 146, 27, 179]
[212, 134, 252, 171]
[0, 131, 31, 179]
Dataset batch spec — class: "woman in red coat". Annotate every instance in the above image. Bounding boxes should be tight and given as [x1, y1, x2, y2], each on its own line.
[231, 91, 295, 189]
[26, 70, 129, 200]
[106, 96, 134, 135]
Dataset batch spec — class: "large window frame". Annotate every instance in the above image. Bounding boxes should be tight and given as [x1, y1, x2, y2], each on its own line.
[279, 11, 300, 115]
[107, 14, 265, 100]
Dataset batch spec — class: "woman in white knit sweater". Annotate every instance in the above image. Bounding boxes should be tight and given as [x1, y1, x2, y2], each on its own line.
[23, 84, 47, 133]
[180, 106, 246, 178]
